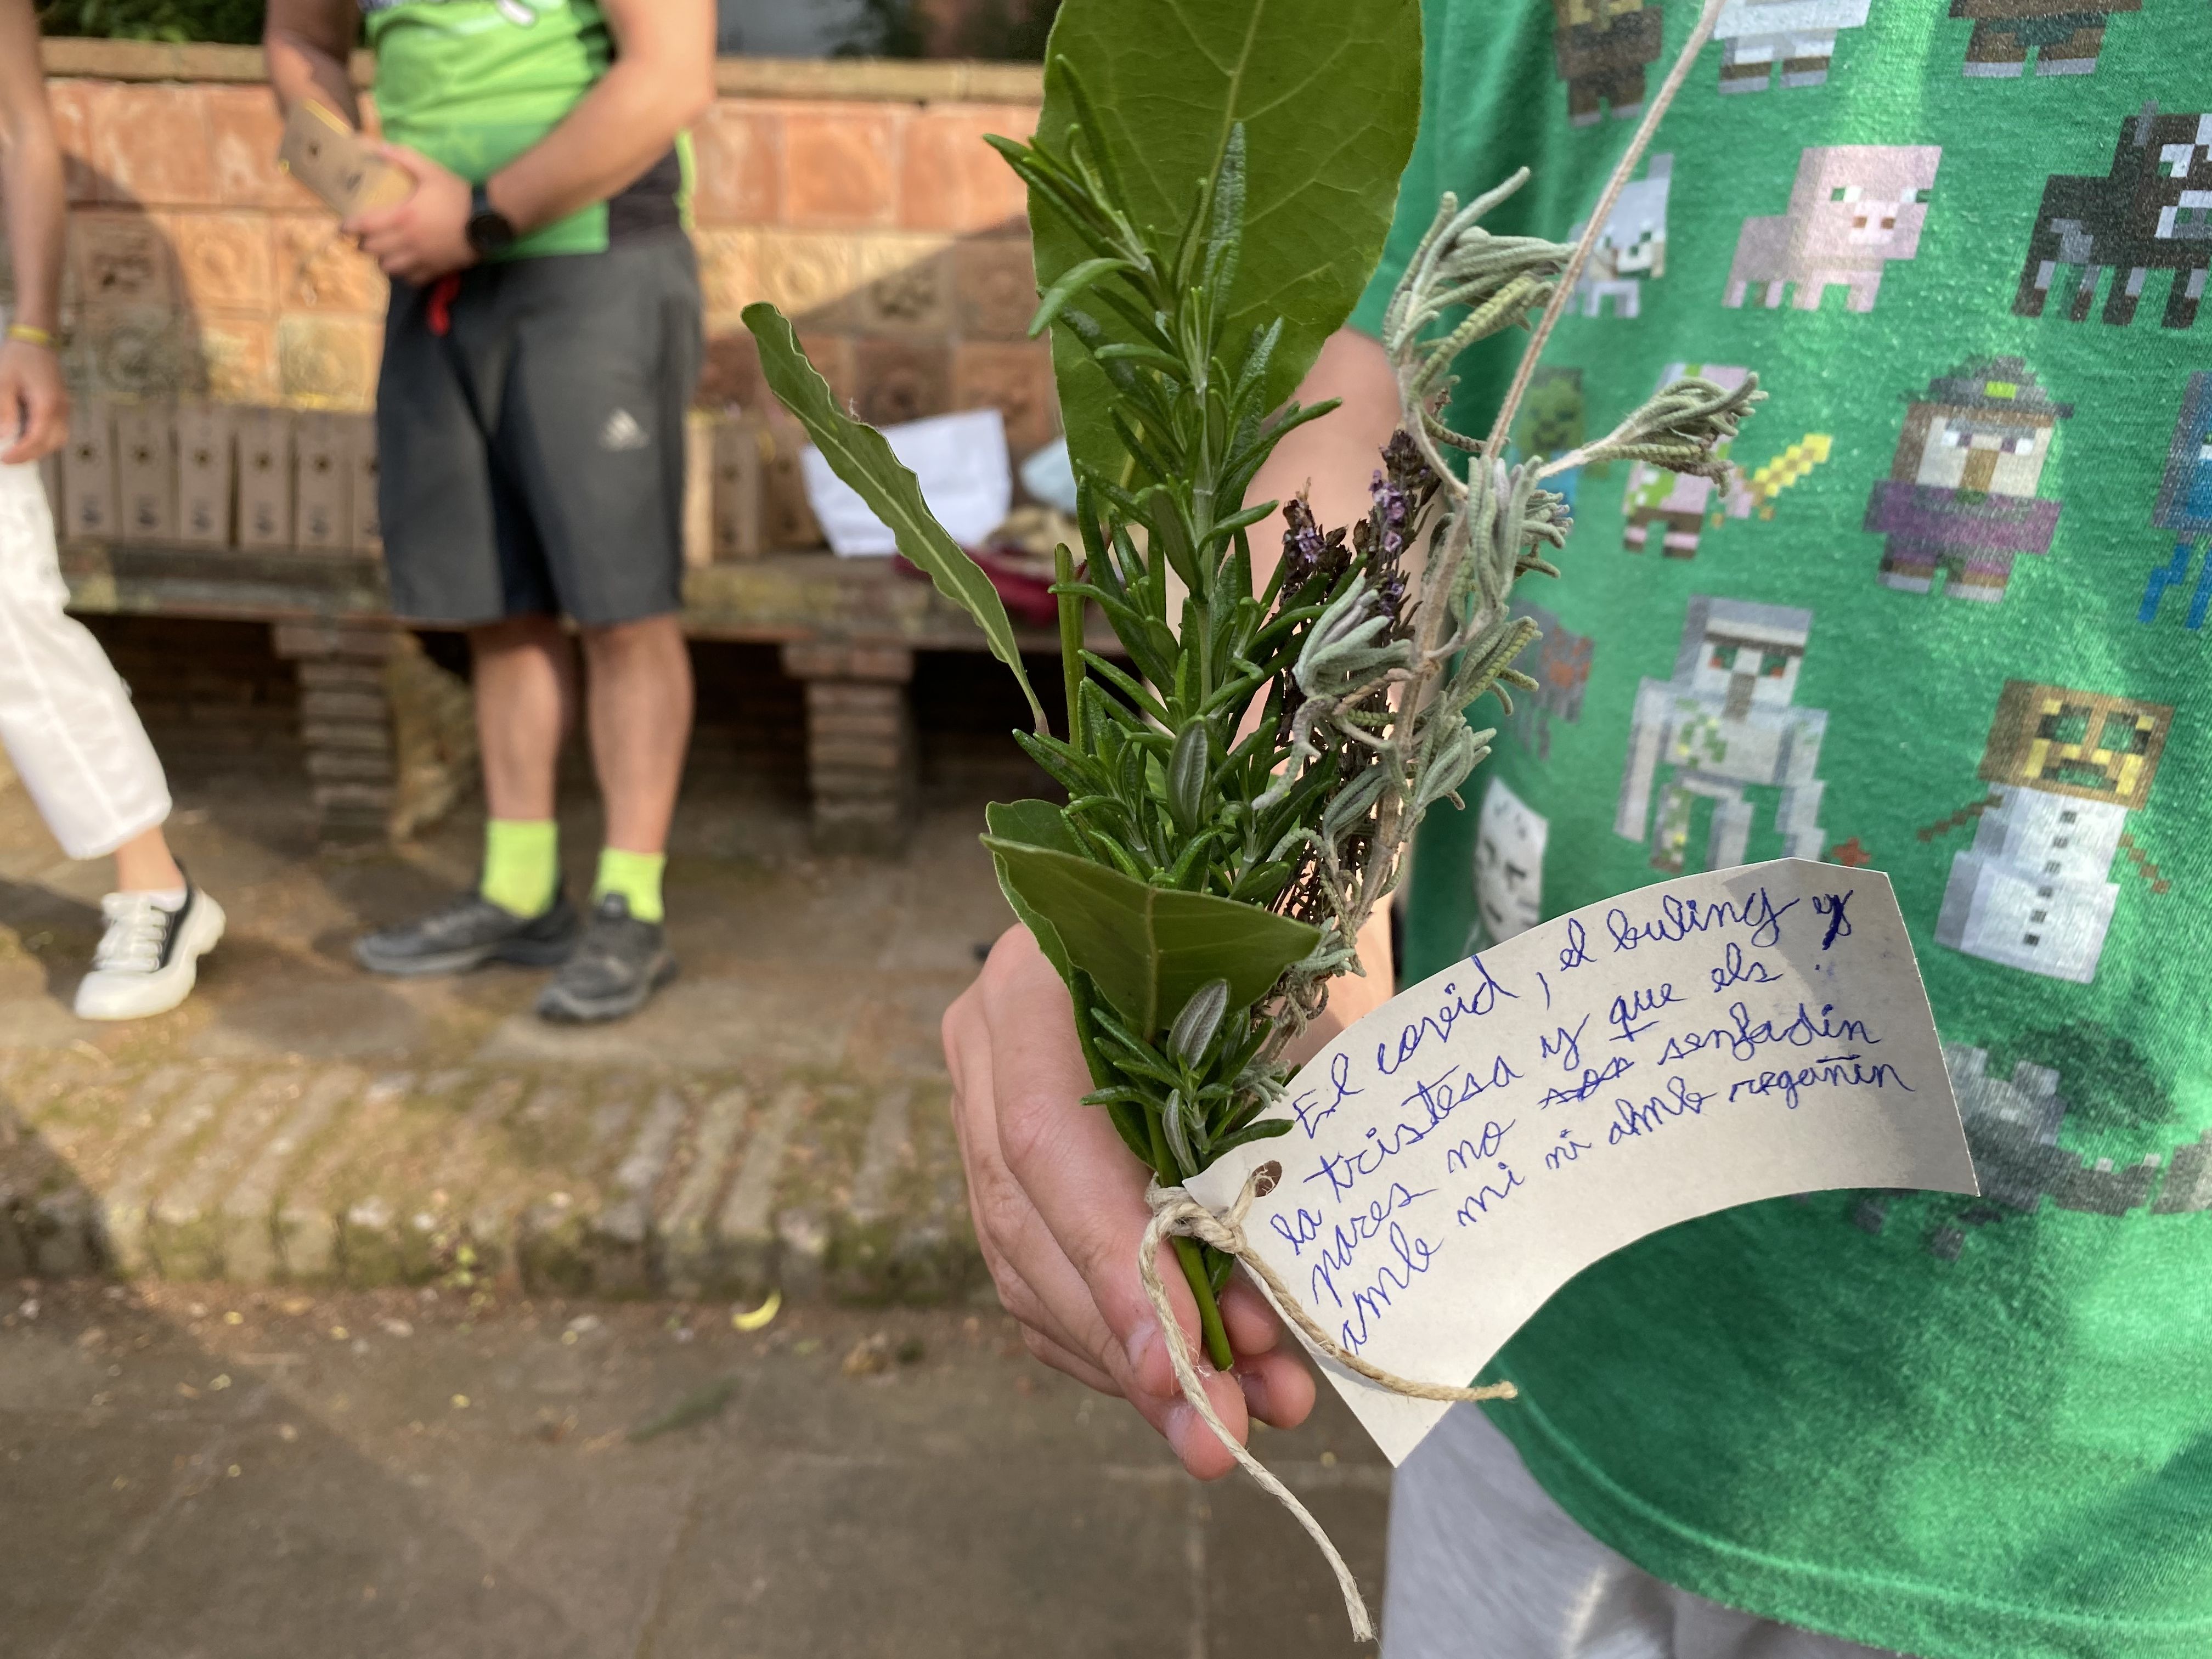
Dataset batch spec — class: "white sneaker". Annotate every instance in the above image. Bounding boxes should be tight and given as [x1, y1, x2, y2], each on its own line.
[74, 883, 226, 1022]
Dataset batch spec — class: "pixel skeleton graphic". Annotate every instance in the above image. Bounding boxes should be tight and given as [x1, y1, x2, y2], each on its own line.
[1615, 596, 1829, 874]
[1474, 777, 1550, 946]
[1726, 145, 1940, 313]
[1933, 680, 2174, 985]
[2013, 104, 2212, 330]
[1714, 0, 1872, 94]
[1551, 0, 1665, 128]
[2139, 370, 2212, 628]
[1570, 154, 1671, 319]
[1864, 356, 2070, 603]
[1621, 363, 1830, 557]
[1950, 0, 2141, 79]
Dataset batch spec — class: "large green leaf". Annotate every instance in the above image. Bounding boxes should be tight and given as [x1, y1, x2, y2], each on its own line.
[1029, 0, 1423, 479]
[741, 303, 1046, 730]
[983, 799, 1084, 983]
[982, 836, 1320, 1034]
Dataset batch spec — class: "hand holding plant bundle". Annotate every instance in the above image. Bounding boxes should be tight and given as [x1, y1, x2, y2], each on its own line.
[746, 0, 1752, 1635]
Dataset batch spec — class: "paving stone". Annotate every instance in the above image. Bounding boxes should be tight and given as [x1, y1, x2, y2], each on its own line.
[590, 1084, 692, 1295]
[99, 1069, 235, 1274]
[148, 1071, 298, 1278]
[716, 1083, 808, 1295]
[222, 1065, 361, 1282]
[659, 1085, 751, 1297]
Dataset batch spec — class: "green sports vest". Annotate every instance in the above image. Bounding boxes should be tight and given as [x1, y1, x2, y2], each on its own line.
[363, 0, 689, 259]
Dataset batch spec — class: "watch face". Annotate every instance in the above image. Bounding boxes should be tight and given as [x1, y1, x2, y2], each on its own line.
[469, 208, 516, 256]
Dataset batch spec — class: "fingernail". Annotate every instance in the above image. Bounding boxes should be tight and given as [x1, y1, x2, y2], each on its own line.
[1125, 1321, 1160, 1385]
[1163, 1401, 1197, 1460]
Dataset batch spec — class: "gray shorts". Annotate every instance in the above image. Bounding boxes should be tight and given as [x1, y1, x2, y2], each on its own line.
[1383, 1407, 1910, 1658]
[375, 233, 703, 628]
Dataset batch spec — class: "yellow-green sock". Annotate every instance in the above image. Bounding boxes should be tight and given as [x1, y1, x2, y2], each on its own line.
[593, 848, 666, 924]
[481, 819, 559, 918]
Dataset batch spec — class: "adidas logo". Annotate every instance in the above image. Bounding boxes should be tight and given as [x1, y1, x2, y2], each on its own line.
[599, 409, 650, 452]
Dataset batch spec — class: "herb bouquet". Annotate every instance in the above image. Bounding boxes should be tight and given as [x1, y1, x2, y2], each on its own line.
[742, 0, 1754, 1374]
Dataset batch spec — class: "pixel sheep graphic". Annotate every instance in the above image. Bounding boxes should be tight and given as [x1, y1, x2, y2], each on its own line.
[2013, 104, 2212, 330]
[1726, 145, 1940, 313]
[1714, 0, 1872, 93]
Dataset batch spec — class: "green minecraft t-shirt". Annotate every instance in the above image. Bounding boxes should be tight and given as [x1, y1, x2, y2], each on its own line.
[1350, 3, 2212, 1655]
[363, 0, 688, 259]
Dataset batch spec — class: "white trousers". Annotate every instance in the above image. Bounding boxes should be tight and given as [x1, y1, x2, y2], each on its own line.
[0, 458, 170, 860]
[1384, 1406, 1908, 1659]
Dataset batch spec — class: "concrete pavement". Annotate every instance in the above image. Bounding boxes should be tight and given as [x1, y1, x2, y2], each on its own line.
[2, 1281, 1392, 1658]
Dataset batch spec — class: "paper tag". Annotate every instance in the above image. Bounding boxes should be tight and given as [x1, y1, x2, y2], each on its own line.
[1185, 859, 1977, 1466]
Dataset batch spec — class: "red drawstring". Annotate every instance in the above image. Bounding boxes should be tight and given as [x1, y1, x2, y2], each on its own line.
[426, 273, 462, 337]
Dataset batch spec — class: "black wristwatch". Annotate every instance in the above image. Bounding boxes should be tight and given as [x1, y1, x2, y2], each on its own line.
[466, 183, 518, 259]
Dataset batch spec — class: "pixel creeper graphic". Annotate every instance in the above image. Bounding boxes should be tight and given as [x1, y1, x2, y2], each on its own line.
[2138, 371, 2212, 628]
[1622, 363, 1831, 556]
[1726, 145, 1940, 313]
[1552, 0, 1665, 128]
[2013, 104, 2212, 330]
[1570, 154, 1671, 318]
[1950, 0, 2140, 79]
[1615, 596, 1829, 874]
[1714, 0, 1872, 93]
[1864, 357, 2070, 602]
[1934, 680, 2173, 985]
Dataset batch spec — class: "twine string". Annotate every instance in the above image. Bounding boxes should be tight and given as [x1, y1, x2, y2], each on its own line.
[1139, 1171, 1517, 1644]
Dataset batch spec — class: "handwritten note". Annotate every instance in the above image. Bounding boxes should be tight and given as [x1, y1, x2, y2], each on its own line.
[1185, 859, 1977, 1466]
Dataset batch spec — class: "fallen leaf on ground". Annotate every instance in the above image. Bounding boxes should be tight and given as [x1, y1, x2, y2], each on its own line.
[627, 1375, 740, 1443]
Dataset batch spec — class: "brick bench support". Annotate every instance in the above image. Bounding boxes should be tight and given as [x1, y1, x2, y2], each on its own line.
[272, 620, 401, 844]
[780, 641, 917, 856]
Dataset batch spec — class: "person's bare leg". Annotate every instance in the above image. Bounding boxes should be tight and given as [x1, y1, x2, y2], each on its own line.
[110, 823, 184, 893]
[470, 613, 578, 822]
[579, 614, 692, 855]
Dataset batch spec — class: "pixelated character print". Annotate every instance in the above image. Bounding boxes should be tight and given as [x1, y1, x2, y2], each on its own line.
[1615, 597, 1829, 874]
[1505, 601, 1594, 760]
[2140, 371, 2212, 627]
[1864, 357, 2070, 602]
[1951, 0, 2140, 78]
[1932, 680, 2172, 985]
[2014, 104, 2212, 329]
[1553, 0, 1666, 128]
[1622, 363, 1831, 557]
[1726, 145, 1940, 313]
[1511, 369, 1590, 514]
[1867, 1030, 2205, 1258]
[1473, 777, 1550, 946]
[1714, 0, 1872, 93]
[1570, 155, 1671, 318]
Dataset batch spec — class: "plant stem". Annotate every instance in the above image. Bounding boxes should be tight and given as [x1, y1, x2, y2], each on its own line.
[1174, 1234, 1236, 1372]
[1147, 1105, 1236, 1372]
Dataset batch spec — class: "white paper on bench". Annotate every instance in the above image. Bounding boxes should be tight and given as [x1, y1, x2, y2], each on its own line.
[801, 407, 1012, 558]
[1186, 859, 1979, 1466]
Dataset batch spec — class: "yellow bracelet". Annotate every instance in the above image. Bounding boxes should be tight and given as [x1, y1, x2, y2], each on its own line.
[5, 323, 57, 348]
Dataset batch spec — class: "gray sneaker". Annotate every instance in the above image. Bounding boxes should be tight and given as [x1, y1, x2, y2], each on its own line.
[354, 891, 580, 978]
[534, 894, 676, 1024]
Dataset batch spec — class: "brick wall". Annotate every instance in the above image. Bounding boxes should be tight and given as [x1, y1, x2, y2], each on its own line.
[1, 46, 1054, 544]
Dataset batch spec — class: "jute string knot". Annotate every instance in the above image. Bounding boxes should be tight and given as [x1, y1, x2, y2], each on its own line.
[1139, 1170, 1517, 1644]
